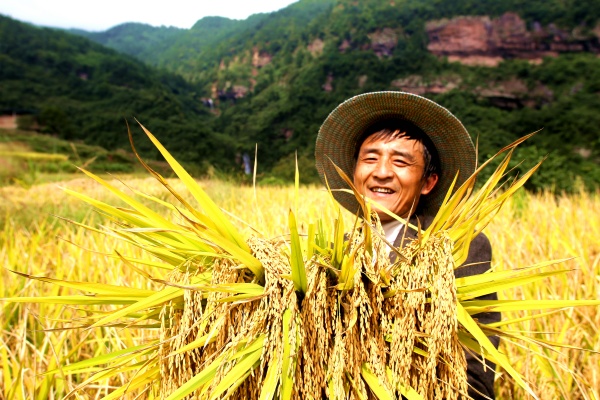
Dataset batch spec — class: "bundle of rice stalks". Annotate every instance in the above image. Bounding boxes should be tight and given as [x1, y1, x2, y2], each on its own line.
[4, 124, 600, 400]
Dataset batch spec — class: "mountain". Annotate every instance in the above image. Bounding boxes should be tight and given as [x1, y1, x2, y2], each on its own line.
[70, 23, 184, 66]
[0, 14, 233, 169]
[7, 0, 600, 190]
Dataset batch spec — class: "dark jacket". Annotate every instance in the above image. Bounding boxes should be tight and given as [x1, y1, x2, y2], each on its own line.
[393, 214, 500, 400]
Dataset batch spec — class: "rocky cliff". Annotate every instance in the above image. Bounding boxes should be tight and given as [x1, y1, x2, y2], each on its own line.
[426, 13, 600, 66]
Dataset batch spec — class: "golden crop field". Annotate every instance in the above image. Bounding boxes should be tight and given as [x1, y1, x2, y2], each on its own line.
[1, 176, 599, 399]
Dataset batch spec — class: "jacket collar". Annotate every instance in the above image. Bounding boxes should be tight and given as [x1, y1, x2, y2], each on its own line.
[389, 213, 434, 262]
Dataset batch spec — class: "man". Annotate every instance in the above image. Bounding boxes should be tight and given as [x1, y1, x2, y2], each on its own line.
[315, 91, 500, 399]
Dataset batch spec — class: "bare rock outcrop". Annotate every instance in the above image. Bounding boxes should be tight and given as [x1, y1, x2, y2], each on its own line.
[389, 74, 553, 109]
[390, 75, 462, 95]
[426, 13, 600, 66]
[308, 38, 325, 56]
[368, 28, 398, 57]
[252, 47, 272, 68]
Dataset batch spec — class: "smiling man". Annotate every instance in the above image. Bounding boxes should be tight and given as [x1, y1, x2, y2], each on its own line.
[351, 119, 440, 245]
[315, 91, 500, 399]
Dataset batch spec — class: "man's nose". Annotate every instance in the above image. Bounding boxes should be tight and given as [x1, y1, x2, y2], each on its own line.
[373, 159, 393, 179]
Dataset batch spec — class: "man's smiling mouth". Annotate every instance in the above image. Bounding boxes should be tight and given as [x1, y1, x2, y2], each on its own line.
[371, 187, 395, 194]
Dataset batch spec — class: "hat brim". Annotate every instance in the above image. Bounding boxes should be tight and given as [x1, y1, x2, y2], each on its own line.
[315, 91, 475, 216]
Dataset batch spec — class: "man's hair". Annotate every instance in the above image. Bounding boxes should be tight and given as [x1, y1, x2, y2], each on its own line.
[353, 118, 440, 179]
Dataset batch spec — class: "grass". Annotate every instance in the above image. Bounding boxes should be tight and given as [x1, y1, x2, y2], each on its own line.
[0, 128, 174, 188]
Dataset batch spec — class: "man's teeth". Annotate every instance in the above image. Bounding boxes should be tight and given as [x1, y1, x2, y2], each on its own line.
[372, 187, 393, 193]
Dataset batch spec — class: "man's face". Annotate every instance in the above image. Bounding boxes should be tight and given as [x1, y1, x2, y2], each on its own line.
[353, 134, 438, 221]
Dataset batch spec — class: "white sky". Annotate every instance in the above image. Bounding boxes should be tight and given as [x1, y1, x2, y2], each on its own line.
[0, 0, 300, 31]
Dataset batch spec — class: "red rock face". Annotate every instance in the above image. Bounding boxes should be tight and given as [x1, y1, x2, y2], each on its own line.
[426, 12, 599, 66]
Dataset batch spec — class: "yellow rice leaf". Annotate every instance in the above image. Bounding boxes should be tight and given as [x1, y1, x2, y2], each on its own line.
[0, 341, 11, 394]
[295, 151, 299, 216]
[307, 223, 316, 259]
[2, 295, 148, 306]
[457, 331, 500, 365]
[207, 346, 263, 400]
[73, 168, 186, 233]
[289, 210, 308, 293]
[186, 282, 264, 295]
[487, 309, 566, 328]
[7, 269, 156, 296]
[280, 309, 296, 400]
[169, 334, 216, 356]
[101, 365, 160, 400]
[136, 122, 250, 252]
[456, 259, 571, 288]
[186, 222, 264, 279]
[164, 352, 228, 400]
[346, 372, 368, 400]
[457, 303, 538, 399]
[337, 244, 361, 291]
[90, 285, 184, 327]
[62, 188, 216, 259]
[170, 316, 225, 356]
[170, 337, 265, 400]
[456, 269, 571, 300]
[230, 335, 267, 359]
[332, 210, 345, 269]
[387, 370, 424, 399]
[258, 355, 281, 400]
[45, 342, 158, 375]
[329, 159, 368, 217]
[220, 369, 254, 400]
[360, 363, 395, 400]
[461, 299, 600, 314]
[62, 361, 148, 398]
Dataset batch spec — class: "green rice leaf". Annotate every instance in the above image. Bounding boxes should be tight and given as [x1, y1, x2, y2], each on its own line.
[289, 210, 307, 293]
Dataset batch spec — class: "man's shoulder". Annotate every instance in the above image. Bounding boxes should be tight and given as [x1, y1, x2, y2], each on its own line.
[470, 231, 492, 257]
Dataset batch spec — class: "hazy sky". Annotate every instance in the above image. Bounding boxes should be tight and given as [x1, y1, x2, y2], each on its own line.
[0, 0, 300, 31]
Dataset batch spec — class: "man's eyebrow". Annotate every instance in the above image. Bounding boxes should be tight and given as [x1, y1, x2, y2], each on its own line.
[359, 147, 417, 162]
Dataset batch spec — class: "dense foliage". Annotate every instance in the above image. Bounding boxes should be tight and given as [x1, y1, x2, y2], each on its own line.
[3, 0, 600, 190]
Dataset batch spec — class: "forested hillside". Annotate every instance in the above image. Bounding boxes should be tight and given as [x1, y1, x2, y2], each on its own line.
[0, 15, 230, 168]
[5, 0, 600, 189]
[70, 23, 184, 66]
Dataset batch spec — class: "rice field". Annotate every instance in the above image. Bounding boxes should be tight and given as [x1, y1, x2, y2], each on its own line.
[1, 176, 599, 399]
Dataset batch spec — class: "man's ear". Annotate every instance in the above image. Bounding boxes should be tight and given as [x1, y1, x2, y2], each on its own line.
[420, 173, 438, 196]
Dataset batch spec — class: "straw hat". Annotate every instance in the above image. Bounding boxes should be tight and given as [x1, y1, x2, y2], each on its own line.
[315, 91, 475, 216]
